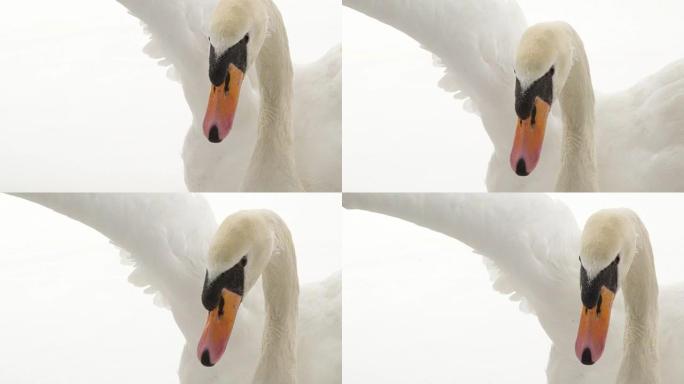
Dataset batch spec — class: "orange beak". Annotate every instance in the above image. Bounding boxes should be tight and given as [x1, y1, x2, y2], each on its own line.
[202, 64, 245, 143]
[575, 286, 615, 365]
[197, 288, 242, 367]
[510, 96, 551, 176]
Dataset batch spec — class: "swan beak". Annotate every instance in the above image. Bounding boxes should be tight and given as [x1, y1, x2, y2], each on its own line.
[510, 96, 551, 176]
[575, 286, 615, 365]
[202, 63, 245, 144]
[197, 288, 242, 367]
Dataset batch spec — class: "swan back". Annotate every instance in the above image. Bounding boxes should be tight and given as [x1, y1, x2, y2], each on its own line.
[292, 45, 342, 191]
[595, 60, 684, 191]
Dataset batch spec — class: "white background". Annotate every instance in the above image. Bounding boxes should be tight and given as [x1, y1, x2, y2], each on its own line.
[343, 194, 684, 382]
[344, 0, 684, 192]
[0, 0, 339, 191]
[0, 193, 341, 383]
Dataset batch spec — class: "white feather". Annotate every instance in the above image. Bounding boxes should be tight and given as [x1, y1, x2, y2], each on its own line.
[18, 194, 341, 384]
[344, 0, 684, 191]
[118, 0, 341, 191]
[343, 193, 684, 382]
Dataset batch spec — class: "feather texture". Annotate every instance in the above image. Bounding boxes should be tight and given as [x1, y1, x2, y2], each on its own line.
[344, 0, 684, 191]
[344, 193, 684, 382]
[17, 194, 341, 383]
[118, 0, 341, 191]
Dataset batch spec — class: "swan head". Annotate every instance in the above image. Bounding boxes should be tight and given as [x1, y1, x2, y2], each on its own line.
[197, 210, 275, 367]
[202, 0, 269, 143]
[510, 22, 574, 176]
[575, 209, 636, 366]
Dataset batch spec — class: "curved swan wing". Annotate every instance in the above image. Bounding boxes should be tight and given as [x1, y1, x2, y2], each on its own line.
[15, 193, 217, 339]
[116, 0, 217, 112]
[343, 0, 527, 148]
[343, 193, 581, 340]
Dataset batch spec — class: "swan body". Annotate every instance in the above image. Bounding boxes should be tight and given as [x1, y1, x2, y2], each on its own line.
[20, 194, 341, 384]
[344, 0, 684, 191]
[343, 193, 684, 383]
[119, 0, 341, 191]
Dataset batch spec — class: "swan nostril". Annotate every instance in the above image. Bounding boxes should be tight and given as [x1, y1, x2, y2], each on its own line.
[200, 349, 214, 367]
[515, 158, 529, 176]
[581, 348, 594, 365]
[208, 126, 222, 143]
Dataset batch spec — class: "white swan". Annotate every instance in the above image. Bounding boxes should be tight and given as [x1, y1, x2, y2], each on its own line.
[344, 0, 684, 191]
[576, 209, 659, 382]
[511, 22, 598, 191]
[19, 194, 341, 383]
[118, 0, 341, 191]
[344, 193, 684, 383]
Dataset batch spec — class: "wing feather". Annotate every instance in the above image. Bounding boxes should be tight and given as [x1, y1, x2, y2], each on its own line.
[344, 0, 527, 148]
[16, 193, 217, 337]
[343, 193, 581, 340]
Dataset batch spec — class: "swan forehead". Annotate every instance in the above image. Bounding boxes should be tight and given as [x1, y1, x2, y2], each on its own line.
[209, 0, 265, 54]
[207, 211, 268, 278]
[580, 210, 631, 275]
[515, 24, 559, 88]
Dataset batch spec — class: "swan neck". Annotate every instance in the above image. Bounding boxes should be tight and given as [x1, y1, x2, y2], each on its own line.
[556, 30, 598, 192]
[617, 214, 660, 384]
[243, 0, 302, 191]
[253, 213, 300, 384]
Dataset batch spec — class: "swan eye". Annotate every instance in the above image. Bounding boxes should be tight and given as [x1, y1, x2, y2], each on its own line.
[549, 66, 555, 76]
[615, 254, 620, 263]
[240, 256, 248, 267]
[243, 34, 250, 44]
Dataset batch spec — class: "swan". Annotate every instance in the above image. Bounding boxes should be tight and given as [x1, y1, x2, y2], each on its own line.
[343, 193, 684, 383]
[344, 0, 684, 191]
[18, 194, 341, 383]
[118, 0, 341, 191]
[576, 209, 659, 382]
[511, 22, 598, 191]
